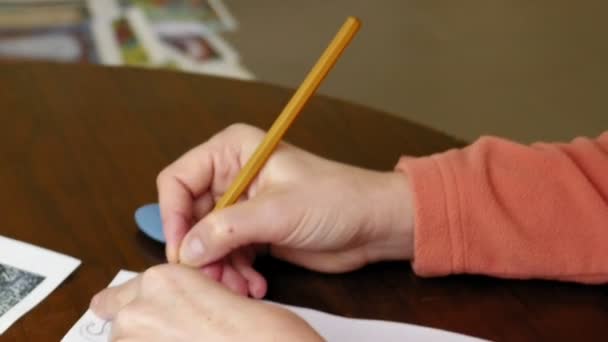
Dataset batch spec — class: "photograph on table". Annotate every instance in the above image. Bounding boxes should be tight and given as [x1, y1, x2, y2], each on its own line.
[91, 6, 166, 67]
[0, 235, 80, 334]
[154, 21, 239, 64]
[156, 28, 253, 80]
[0, 264, 44, 317]
[118, 0, 237, 31]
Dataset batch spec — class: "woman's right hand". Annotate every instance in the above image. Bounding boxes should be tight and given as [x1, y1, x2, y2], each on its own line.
[157, 124, 415, 298]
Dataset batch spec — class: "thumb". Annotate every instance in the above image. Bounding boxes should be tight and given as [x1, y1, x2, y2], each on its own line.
[178, 193, 291, 267]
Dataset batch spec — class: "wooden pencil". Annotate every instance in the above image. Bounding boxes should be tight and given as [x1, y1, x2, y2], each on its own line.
[214, 16, 361, 210]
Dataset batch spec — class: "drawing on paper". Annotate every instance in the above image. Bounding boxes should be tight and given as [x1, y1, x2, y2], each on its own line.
[0, 263, 45, 317]
[78, 319, 111, 341]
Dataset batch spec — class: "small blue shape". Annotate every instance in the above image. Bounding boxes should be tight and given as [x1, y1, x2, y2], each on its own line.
[135, 203, 166, 243]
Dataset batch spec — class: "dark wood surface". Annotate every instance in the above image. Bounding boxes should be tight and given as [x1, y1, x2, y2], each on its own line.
[1, 62, 606, 341]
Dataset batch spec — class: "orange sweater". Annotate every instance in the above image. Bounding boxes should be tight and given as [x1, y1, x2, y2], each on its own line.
[396, 132, 608, 284]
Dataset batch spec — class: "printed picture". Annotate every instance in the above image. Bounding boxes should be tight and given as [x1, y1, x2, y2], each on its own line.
[0, 263, 45, 318]
[118, 0, 237, 31]
[159, 32, 219, 62]
[112, 17, 150, 65]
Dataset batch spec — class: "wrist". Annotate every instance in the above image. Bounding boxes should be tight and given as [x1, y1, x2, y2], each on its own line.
[364, 170, 415, 263]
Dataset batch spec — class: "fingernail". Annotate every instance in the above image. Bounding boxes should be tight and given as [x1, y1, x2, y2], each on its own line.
[181, 237, 205, 264]
[166, 245, 177, 263]
[165, 214, 189, 263]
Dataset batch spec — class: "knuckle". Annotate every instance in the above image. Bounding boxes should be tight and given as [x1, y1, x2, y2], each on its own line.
[225, 122, 252, 133]
[224, 123, 265, 140]
[112, 302, 143, 338]
[140, 265, 172, 292]
[113, 308, 132, 331]
[113, 309, 130, 325]
[206, 215, 235, 243]
[156, 168, 170, 188]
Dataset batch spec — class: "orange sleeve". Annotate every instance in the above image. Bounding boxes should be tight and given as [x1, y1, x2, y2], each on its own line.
[396, 132, 608, 284]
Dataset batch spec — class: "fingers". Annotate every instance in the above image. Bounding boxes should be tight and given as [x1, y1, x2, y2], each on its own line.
[220, 261, 249, 296]
[95, 263, 264, 342]
[193, 192, 215, 221]
[200, 250, 266, 298]
[163, 214, 190, 264]
[232, 250, 267, 299]
[157, 145, 215, 263]
[157, 124, 265, 264]
[200, 260, 224, 281]
[200, 251, 267, 298]
[90, 277, 140, 320]
[178, 193, 289, 267]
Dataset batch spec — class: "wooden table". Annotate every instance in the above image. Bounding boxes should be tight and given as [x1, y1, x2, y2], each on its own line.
[1, 62, 606, 341]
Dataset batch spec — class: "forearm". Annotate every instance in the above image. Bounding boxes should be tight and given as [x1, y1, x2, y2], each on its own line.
[396, 132, 608, 283]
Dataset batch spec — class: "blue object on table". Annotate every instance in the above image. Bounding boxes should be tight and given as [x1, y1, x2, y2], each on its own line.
[134, 203, 166, 243]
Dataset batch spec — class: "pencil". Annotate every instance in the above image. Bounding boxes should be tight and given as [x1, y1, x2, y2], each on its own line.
[213, 16, 361, 210]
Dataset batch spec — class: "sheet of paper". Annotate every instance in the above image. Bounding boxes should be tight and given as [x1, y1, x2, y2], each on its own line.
[62, 270, 136, 342]
[281, 304, 487, 342]
[115, 0, 237, 32]
[63, 270, 487, 342]
[0, 235, 81, 334]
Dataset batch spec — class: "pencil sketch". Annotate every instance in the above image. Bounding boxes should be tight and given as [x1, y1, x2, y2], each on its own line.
[0, 263, 45, 317]
[78, 319, 111, 341]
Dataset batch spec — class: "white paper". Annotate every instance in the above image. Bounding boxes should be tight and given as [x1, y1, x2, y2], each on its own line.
[62, 271, 136, 342]
[87, 0, 237, 32]
[63, 270, 487, 342]
[161, 45, 255, 80]
[208, 0, 239, 31]
[281, 304, 488, 342]
[0, 235, 81, 334]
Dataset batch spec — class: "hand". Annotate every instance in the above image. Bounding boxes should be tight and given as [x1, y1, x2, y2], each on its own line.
[90, 264, 323, 342]
[157, 124, 414, 297]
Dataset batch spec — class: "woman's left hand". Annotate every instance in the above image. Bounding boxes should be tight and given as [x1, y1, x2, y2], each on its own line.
[90, 264, 323, 342]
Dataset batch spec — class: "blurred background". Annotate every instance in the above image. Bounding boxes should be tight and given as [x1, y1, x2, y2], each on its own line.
[1, 0, 606, 143]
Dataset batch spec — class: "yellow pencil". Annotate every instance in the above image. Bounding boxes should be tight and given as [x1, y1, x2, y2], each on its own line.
[214, 16, 361, 210]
